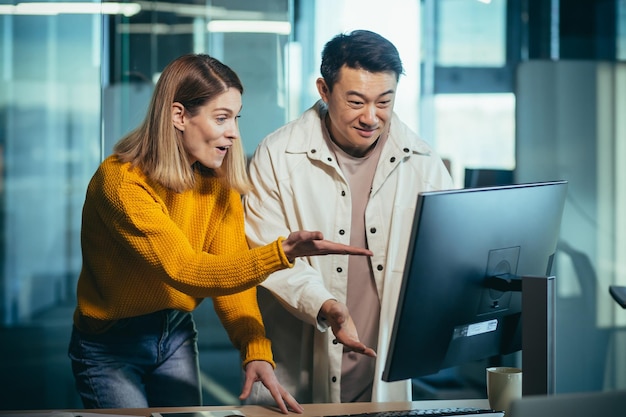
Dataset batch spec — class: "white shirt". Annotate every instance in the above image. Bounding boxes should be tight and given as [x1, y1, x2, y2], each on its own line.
[244, 101, 455, 403]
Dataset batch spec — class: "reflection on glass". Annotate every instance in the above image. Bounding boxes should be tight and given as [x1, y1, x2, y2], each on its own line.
[435, 0, 506, 67]
[618, 0, 626, 60]
[433, 93, 515, 188]
[105, 0, 292, 156]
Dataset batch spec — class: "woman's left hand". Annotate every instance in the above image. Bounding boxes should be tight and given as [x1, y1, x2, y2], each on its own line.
[240, 360, 304, 414]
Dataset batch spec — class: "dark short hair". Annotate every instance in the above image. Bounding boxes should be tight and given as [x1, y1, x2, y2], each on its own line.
[320, 29, 404, 91]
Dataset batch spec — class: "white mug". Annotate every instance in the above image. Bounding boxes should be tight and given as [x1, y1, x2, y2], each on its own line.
[486, 366, 522, 414]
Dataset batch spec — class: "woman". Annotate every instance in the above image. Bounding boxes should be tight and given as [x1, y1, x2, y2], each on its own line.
[68, 53, 372, 412]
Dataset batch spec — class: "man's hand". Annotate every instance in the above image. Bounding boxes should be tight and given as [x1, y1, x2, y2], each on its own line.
[281, 231, 373, 262]
[240, 360, 304, 414]
[319, 299, 377, 357]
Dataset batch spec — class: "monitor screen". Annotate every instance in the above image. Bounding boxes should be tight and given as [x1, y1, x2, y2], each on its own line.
[382, 180, 568, 382]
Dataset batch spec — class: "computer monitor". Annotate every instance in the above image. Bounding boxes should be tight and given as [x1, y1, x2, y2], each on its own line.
[382, 180, 568, 383]
[464, 168, 514, 188]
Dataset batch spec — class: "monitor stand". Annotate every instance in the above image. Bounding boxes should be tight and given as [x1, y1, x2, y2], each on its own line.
[522, 275, 556, 396]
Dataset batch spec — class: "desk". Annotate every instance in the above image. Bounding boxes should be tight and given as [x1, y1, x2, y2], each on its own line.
[2, 399, 490, 417]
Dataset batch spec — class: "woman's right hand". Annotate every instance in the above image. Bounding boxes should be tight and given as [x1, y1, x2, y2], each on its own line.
[281, 231, 373, 262]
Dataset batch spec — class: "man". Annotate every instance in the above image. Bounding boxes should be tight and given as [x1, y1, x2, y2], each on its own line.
[244, 30, 454, 404]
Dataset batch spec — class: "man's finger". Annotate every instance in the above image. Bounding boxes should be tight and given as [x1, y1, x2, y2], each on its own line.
[335, 337, 377, 358]
[360, 346, 377, 357]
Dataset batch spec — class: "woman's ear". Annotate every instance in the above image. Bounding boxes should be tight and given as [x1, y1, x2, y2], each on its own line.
[172, 102, 185, 131]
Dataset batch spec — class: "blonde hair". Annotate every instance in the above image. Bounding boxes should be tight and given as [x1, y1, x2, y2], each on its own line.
[114, 54, 251, 194]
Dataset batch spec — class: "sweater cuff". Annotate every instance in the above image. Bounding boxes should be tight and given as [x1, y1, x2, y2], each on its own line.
[241, 337, 275, 369]
[254, 236, 294, 274]
[275, 236, 294, 267]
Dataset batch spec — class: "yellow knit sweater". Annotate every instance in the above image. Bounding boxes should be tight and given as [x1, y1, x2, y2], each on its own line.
[74, 155, 292, 367]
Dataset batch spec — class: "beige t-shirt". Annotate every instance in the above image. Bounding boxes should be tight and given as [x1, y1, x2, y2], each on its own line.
[326, 131, 387, 402]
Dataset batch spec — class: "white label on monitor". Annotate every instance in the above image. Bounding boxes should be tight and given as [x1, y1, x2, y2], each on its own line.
[453, 319, 498, 338]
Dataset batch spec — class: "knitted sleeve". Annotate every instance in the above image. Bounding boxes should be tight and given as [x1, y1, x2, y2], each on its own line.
[79, 159, 293, 321]
[212, 288, 275, 368]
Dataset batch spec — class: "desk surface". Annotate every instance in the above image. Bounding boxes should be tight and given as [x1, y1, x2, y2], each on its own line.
[3, 399, 490, 417]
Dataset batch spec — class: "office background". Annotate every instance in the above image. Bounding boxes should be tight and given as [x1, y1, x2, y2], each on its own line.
[1, 0, 625, 410]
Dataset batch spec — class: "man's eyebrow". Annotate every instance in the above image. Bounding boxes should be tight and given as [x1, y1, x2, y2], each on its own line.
[346, 89, 395, 98]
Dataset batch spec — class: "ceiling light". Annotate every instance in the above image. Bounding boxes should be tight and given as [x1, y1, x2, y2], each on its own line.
[0, 2, 141, 16]
[207, 20, 291, 35]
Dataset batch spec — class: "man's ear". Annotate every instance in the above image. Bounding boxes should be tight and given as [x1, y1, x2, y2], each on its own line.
[316, 78, 330, 103]
[172, 102, 185, 131]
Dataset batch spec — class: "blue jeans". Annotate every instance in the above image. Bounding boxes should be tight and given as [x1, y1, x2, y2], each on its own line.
[68, 309, 201, 408]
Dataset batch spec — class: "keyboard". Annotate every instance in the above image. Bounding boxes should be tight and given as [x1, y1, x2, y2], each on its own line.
[325, 407, 504, 417]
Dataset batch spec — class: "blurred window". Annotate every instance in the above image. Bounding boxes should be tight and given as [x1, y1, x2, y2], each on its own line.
[422, 0, 517, 188]
[436, 0, 507, 66]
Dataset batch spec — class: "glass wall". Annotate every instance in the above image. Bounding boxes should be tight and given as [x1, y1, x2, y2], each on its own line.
[0, 0, 293, 409]
[0, 1, 101, 327]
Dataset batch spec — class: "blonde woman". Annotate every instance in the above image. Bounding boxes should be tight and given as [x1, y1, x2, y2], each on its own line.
[68, 53, 372, 412]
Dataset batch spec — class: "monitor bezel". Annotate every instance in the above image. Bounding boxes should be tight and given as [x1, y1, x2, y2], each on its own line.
[382, 180, 568, 383]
